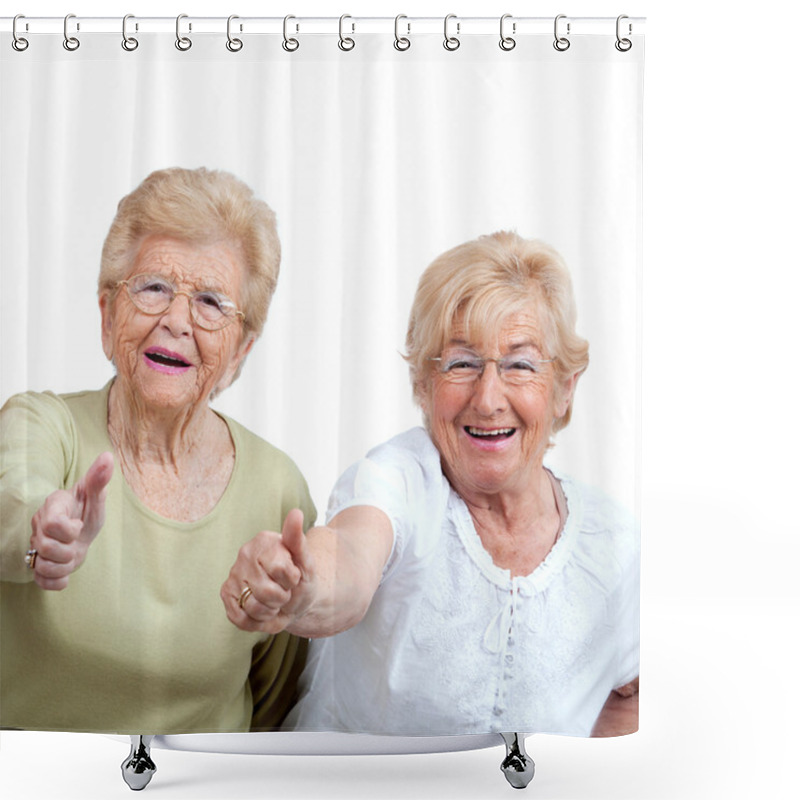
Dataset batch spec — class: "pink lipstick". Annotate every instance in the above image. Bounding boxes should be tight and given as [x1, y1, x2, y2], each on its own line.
[143, 347, 192, 374]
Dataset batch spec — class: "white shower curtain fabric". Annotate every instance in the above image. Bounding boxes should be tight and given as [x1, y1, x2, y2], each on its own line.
[1, 22, 643, 739]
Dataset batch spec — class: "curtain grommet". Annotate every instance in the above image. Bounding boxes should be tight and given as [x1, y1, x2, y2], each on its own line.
[226, 15, 243, 52]
[443, 14, 460, 51]
[12, 14, 29, 51]
[394, 15, 411, 51]
[499, 14, 516, 51]
[282, 15, 299, 52]
[175, 14, 192, 51]
[63, 14, 80, 52]
[338, 15, 355, 51]
[121, 14, 139, 52]
[553, 14, 570, 52]
[615, 15, 633, 52]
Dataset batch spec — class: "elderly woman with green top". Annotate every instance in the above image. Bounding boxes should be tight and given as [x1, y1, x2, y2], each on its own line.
[0, 167, 314, 734]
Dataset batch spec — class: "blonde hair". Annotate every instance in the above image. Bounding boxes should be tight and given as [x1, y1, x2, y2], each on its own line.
[99, 167, 280, 339]
[406, 231, 589, 433]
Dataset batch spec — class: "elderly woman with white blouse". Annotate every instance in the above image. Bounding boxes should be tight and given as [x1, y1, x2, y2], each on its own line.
[223, 231, 639, 741]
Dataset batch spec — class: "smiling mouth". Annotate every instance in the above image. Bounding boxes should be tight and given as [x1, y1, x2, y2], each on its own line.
[145, 350, 191, 368]
[465, 426, 516, 440]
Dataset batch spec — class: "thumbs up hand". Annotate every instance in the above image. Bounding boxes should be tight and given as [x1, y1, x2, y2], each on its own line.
[221, 508, 318, 635]
[29, 452, 114, 591]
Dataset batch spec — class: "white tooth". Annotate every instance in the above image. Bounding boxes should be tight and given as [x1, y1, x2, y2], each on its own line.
[469, 427, 513, 437]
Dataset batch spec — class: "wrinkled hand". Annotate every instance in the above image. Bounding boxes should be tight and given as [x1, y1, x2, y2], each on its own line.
[221, 508, 316, 634]
[29, 452, 114, 591]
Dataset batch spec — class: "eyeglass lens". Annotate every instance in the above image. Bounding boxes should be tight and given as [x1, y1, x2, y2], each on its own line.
[437, 350, 551, 384]
[123, 274, 238, 330]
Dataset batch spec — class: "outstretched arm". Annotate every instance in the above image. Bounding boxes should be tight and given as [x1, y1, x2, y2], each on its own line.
[221, 504, 393, 638]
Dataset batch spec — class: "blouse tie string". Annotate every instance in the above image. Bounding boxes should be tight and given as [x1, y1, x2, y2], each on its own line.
[482, 585, 517, 654]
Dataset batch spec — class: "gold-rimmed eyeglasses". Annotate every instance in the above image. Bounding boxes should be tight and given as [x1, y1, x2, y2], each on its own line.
[116, 273, 245, 332]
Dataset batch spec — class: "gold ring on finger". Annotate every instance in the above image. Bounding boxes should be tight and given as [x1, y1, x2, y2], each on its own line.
[238, 586, 253, 609]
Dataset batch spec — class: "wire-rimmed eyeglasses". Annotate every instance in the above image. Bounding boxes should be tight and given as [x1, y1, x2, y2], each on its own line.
[116, 273, 245, 332]
[429, 349, 555, 386]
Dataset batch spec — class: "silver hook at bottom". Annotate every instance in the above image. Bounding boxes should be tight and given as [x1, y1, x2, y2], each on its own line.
[121, 735, 157, 791]
[499, 732, 535, 789]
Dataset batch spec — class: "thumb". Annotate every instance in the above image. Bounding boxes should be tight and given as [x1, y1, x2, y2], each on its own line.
[281, 508, 310, 578]
[76, 452, 114, 533]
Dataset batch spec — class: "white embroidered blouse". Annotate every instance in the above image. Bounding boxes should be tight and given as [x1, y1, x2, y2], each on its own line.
[287, 427, 639, 737]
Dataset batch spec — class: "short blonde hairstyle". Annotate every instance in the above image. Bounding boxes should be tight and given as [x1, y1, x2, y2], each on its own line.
[99, 167, 280, 339]
[406, 231, 589, 434]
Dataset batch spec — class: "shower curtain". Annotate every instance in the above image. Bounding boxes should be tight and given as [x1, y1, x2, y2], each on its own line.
[0, 9, 644, 768]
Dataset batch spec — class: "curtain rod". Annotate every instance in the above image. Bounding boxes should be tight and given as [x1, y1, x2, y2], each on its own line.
[2, 16, 646, 37]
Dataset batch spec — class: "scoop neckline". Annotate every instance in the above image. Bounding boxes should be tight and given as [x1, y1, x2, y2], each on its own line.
[449, 468, 581, 593]
[100, 381, 241, 530]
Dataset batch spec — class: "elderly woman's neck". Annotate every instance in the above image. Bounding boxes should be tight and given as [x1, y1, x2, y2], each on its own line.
[107, 379, 223, 466]
[460, 467, 555, 523]
[456, 466, 563, 577]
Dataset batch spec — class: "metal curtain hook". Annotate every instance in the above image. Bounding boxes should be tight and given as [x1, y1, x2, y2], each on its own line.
[553, 14, 570, 52]
[615, 15, 632, 51]
[175, 14, 192, 51]
[338, 14, 355, 51]
[226, 15, 243, 51]
[122, 14, 139, 51]
[282, 15, 299, 52]
[63, 13, 80, 51]
[443, 14, 460, 51]
[499, 13, 516, 51]
[12, 14, 29, 51]
[394, 14, 411, 51]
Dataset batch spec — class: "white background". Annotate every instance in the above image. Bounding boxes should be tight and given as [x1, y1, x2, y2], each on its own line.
[0, 11, 642, 516]
[1, 2, 798, 800]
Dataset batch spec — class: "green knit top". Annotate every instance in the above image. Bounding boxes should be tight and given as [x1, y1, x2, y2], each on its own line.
[0, 382, 315, 733]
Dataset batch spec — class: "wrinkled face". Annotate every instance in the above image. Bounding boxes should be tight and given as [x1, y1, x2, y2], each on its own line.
[100, 235, 254, 413]
[421, 309, 576, 501]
